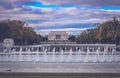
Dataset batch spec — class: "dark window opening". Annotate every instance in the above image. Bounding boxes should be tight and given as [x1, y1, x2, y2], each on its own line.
[56, 35, 61, 40]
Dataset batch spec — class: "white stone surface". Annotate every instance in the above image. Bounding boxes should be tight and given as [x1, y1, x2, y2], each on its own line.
[0, 62, 120, 73]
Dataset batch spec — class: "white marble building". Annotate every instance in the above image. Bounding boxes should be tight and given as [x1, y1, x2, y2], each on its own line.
[48, 31, 69, 41]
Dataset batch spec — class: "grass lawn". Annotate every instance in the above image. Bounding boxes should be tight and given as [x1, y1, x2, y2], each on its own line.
[0, 73, 120, 78]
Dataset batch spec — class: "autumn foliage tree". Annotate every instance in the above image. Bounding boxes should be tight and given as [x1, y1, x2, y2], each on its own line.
[77, 17, 120, 45]
[0, 19, 44, 45]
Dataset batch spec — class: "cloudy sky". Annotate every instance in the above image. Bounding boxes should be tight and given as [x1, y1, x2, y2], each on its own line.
[0, 0, 120, 36]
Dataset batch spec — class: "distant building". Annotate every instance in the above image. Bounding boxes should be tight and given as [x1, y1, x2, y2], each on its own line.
[48, 31, 69, 41]
[42, 31, 76, 44]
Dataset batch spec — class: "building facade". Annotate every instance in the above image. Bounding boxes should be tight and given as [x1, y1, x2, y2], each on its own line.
[48, 31, 69, 41]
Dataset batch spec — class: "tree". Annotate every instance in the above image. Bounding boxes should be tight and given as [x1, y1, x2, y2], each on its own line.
[0, 19, 44, 45]
[68, 35, 76, 42]
[0, 20, 11, 42]
[77, 17, 120, 45]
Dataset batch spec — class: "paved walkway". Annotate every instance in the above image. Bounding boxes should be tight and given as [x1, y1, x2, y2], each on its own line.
[0, 62, 120, 73]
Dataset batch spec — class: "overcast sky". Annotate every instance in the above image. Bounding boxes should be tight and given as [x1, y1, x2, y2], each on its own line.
[0, 0, 120, 36]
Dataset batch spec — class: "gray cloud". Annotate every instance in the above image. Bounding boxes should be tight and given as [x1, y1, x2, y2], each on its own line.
[38, 0, 120, 7]
[0, 0, 120, 10]
[0, 0, 34, 10]
[0, 0, 120, 35]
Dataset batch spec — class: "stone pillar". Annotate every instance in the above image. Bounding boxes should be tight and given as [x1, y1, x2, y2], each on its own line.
[70, 47, 73, 62]
[52, 47, 55, 52]
[43, 46, 46, 62]
[97, 47, 100, 55]
[78, 48, 81, 52]
[60, 47, 64, 62]
[112, 47, 116, 55]
[52, 47, 55, 62]
[85, 47, 90, 62]
[19, 47, 23, 61]
[64, 46, 66, 52]
[104, 46, 108, 52]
